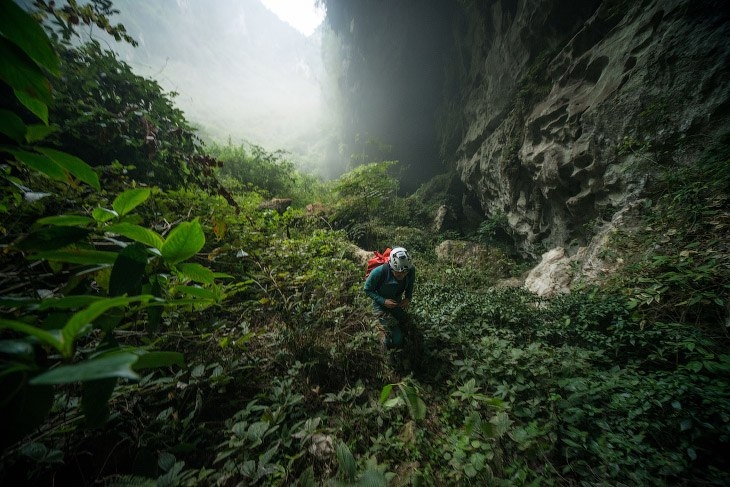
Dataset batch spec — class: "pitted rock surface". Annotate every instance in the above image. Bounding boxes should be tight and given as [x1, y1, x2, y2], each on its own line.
[450, 0, 730, 257]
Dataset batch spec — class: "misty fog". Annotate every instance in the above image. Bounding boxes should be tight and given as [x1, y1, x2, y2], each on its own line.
[102, 0, 332, 175]
[41, 0, 454, 189]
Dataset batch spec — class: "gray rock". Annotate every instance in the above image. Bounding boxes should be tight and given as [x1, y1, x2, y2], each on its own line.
[524, 247, 573, 297]
[257, 198, 292, 214]
[433, 204, 458, 233]
[449, 0, 730, 257]
[435, 240, 489, 263]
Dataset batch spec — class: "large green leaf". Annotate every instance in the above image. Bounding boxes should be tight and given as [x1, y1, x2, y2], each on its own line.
[109, 243, 148, 297]
[8, 148, 66, 183]
[111, 188, 151, 217]
[213, 272, 235, 279]
[14, 89, 48, 125]
[0, 37, 52, 106]
[36, 215, 94, 227]
[92, 207, 118, 223]
[358, 468, 388, 487]
[0, 0, 60, 75]
[170, 286, 219, 303]
[30, 352, 140, 384]
[30, 248, 118, 265]
[0, 108, 26, 142]
[160, 218, 205, 265]
[379, 384, 394, 405]
[14, 225, 89, 251]
[132, 351, 184, 370]
[401, 385, 427, 421]
[144, 278, 163, 333]
[0, 319, 62, 352]
[335, 441, 357, 482]
[176, 262, 215, 284]
[25, 123, 55, 142]
[36, 147, 100, 190]
[489, 411, 513, 438]
[60, 295, 154, 357]
[106, 223, 164, 249]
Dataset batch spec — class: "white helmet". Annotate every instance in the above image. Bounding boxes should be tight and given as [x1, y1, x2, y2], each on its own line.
[389, 247, 413, 272]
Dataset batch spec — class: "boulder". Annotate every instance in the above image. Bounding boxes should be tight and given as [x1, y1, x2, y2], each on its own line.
[524, 247, 573, 297]
[257, 198, 292, 213]
[432, 204, 458, 233]
[344, 244, 373, 267]
[305, 202, 327, 215]
[523, 198, 645, 296]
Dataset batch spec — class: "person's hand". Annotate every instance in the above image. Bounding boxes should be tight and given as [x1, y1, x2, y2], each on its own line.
[384, 299, 399, 309]
[400, 298, 411, 309]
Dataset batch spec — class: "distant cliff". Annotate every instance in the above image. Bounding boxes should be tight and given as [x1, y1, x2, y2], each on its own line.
[323, 0, 730, 256]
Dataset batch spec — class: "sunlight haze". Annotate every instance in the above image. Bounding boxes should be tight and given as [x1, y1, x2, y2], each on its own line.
[96, 0, 332, 176]
[259, 0, 324, 36]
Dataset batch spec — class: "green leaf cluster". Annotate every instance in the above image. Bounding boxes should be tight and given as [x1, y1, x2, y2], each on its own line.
[0, 183, 235, 447]
[1, 0, 101, 215]
[605, 132, 729, 328]
[407, 275, 730, 485]
[329, 160, 405, 247]
[210, 142, 297, 198]
[0, 4, 239, 453]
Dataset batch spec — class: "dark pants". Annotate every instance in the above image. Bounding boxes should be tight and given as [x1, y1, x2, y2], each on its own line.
[375, 306, 409, 348]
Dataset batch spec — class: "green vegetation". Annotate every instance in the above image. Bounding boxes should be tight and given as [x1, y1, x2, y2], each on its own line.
[208, 141, 327, 208]
[608, 133, 730, 329]
[49, 40, 212, 189]
[330, 160, 404, 248]
[1, 2, 728, 486]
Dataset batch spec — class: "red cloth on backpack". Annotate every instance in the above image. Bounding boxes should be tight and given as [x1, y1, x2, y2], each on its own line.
[365, 248, 391, 279]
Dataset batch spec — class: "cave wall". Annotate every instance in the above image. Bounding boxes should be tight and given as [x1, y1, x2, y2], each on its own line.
[445, 0, 730, 256]
[321, 0, 453, 192]
[322, 0, 730, 255]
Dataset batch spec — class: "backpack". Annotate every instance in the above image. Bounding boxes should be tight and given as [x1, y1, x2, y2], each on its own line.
[365, 248, 391, 280]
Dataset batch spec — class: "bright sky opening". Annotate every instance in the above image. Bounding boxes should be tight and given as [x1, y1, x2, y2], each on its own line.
[260, 0, 325, 36]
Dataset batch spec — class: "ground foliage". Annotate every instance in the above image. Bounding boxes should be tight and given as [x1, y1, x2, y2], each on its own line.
[208, 141, 328, 209]
[1, 2, 729, 486]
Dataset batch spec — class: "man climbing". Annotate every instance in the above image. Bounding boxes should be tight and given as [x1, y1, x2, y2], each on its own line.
[364, 246, 416, 349]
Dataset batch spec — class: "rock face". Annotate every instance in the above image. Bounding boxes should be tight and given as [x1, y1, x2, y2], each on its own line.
[447, 0, 730, 257]
[435, 240, 490, 263]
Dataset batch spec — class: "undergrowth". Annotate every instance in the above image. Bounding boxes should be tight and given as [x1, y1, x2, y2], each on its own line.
[3, 136, 729, 485]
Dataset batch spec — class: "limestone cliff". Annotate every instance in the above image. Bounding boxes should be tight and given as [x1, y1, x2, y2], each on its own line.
[446, 0, 730, 256]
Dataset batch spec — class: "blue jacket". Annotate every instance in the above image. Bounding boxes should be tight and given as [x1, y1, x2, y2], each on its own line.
[364, 263, 415, 308]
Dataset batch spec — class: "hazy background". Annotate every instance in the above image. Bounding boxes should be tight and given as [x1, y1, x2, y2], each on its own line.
[104, 0, 331, 174]
[33, 0, 451, 188]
